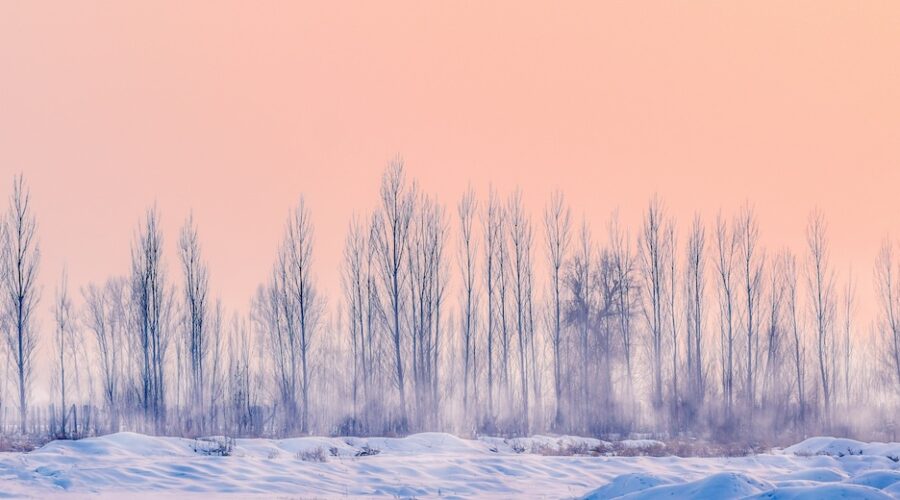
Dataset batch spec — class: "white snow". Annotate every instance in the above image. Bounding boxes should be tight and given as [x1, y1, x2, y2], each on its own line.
[0, 434, 898, 498]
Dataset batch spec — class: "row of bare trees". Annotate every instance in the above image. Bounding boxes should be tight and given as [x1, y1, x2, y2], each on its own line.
[0, 167, 899, 442]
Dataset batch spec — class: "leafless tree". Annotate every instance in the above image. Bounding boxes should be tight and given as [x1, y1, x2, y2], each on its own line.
[458, 186, 479, 423]
[875, 240, 900, 392]
[639, 196, 667, 410]
[227, 313, 254, 436]
[565, 220, 594, 431]
[684, 215, 706, 411]
[783, 251, 806, 426]
[82, 278, 127, 432]
[665, 220, 679, 427]
[508, 190, 532, 433]
[406, 193, 447, 429]
[806, 210, 835, 427]
[609, 212, 636, 411]
[285, 198, 322, 433]
[841, 269, 855, 410]
[260, 199, 322, 435]
[2, 174, 40, 434]
[179, 213, 209, 432]
[343, 215, 367, 429]
[761, 254, 785, 415]
[495, 197, 512, 419]
[130, 206, 171, 433]
[52, 269, 75, 436]
[544, 191, 571, 429]
[207, 300, 225, 433]
[737, 205, 764, 424]
[481, 188, 502, 424]
[372, 160, 415, 429]
[714, 212, 738, 422]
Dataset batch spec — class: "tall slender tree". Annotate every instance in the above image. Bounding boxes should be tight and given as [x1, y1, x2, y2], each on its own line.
[53, 269, 74, 436]
[544, 191, 571, 429]
[684, 215, 706, 412]
[131, 206, 171, 433]
[458, 187, 479, 423]
[179, 213, 209, 432]
[806, 210, 835, 427]
[373, 160, 415, 429]
[2, 174, 40, 434]
[639, 196, 667, 410]
[714, 212, 738, 423]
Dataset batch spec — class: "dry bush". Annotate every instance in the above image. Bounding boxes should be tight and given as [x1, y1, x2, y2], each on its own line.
[355, 444, 381, 457]
[0, 435, 50, 452]
[192, 437, 235, 457]
[296, 447, 327, 462]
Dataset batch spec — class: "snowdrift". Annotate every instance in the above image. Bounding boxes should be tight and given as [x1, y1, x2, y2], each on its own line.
[0, 434, 897, 498]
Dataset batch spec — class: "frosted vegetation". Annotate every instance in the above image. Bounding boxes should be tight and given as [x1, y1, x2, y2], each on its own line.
[0, 160, 898, 446]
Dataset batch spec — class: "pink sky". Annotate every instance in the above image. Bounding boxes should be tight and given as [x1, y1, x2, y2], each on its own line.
[1, 1, 899, 335]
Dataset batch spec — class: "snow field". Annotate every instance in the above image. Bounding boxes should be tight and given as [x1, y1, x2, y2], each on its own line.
[0, 434, 898, 498]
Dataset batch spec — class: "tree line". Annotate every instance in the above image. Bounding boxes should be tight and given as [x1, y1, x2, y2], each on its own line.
[1, 163, 899, 443]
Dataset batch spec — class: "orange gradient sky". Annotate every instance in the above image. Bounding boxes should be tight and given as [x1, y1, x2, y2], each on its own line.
[1, 1, 899, 340]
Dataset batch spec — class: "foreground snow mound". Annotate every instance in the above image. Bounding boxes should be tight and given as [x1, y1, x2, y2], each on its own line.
[746, 483, 893, 499]
[588, 470, 900, 500]
[609, 472, 773, 499]
[580, 436, 900, 500]
[581, 473, 674, 498]
[849, 470, 900, 490]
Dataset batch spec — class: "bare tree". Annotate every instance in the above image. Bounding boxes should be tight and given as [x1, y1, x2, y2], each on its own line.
[714, 212, 737, 422]
[737, 205, 764, 424]
[639, 196, 667, 410]
[876, 239, 900, 394]
[259, 253, 295, 434]
[496, 198, 512, 419]
[458, 186, 479, 423]
[783, 251, 806, 427]
[285, 198, 322, 434]
[761, 254, 785, 415]
[684, 215, 706, 412]
[179, 214, 209, 433]
[207, 299, 225, 432]
[565, 220, 594, 432]
[508, 190, 532, 433]
[841, 269, 855, 410]
[609, 212, 636, 414]
[806, 210, 835, 427]
[227, 313, 254, 436]
[2, 174, 40, 434]
[131, 206, 171, 433]
[406, 194, 447, 429]
[82, 278, 126, 432]
[481, 188, 502, 423]
[53, 269, 74, 436]
[544, 191, 571, 429]
[665, 220, 679, 426]
[343, 215, 368, 430]
[260, 199, 323, 435]
[372, 160, 415, 429]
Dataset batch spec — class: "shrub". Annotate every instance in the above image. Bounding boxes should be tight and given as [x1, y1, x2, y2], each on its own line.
[355, 444, 381, 457]
[192, 437, 234, 457]
[296, 447, 327, 462]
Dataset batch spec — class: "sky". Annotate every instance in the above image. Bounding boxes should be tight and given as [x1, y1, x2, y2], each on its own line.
[1, 1, 899, 358]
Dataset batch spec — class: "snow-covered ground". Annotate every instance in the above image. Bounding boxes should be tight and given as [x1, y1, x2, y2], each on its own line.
[0, 433, 899, 498]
